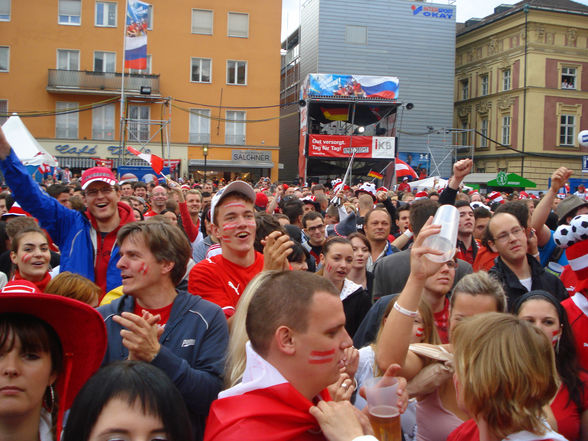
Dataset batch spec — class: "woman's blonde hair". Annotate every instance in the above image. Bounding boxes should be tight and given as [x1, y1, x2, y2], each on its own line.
[45, 272, 101, 306]
[225, 271, 275, 388]
[453, 312, 558, 439]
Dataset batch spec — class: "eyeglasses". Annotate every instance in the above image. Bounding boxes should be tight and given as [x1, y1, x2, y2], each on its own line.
[443, 260, 458, 269]
[493, 226, 524, 243]
[85, 187, 114, 197]
[307, 224, 325, 232]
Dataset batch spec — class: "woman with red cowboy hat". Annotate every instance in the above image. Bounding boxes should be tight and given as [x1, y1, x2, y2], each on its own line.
[0, 282, 106, 441]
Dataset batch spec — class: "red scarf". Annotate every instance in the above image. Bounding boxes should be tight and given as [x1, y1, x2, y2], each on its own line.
[12, 270, 52, 292]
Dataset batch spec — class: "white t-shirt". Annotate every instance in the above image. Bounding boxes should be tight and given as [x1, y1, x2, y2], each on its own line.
[519, 277, 532, 291]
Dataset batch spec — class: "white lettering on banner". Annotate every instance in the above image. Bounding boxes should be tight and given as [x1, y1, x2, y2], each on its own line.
[372, 137, 396, 159]
[343, 147, 370, 155]
[231, 150, 271, 162]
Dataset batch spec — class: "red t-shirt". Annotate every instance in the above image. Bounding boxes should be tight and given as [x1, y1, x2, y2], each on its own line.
[562, 294, 588, 372]
[133, 301, 174, 326]
[448, 418, 569, 441]
[551, 372, 588, 441]
[433, 297, 450, 344]
[188, 252, 265, 319]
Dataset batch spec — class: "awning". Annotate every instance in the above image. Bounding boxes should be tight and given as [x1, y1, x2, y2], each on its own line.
[487, 172, 536, 188]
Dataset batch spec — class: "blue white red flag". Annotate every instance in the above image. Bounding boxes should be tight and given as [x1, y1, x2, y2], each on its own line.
[125, 1, 149, 69]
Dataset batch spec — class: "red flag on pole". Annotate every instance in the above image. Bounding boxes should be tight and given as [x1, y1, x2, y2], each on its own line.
[127, 146, 164, 174]
[395, 158, 418, 178]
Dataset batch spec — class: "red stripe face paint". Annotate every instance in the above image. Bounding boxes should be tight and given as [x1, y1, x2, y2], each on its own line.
[308, 348, 335, 364]
[222, 222, 239, 231]
[415, 327, 424, 338]
[551, 329, 560, 347]
[22, 254, 32, 263]
[224, 202, 246, 209]
[139, 263, 148, 275]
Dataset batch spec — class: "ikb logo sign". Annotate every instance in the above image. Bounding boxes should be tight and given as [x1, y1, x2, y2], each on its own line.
[372, 137, 396, 159]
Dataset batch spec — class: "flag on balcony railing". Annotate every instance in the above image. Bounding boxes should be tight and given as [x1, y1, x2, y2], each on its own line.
[124, 0, 149, 69]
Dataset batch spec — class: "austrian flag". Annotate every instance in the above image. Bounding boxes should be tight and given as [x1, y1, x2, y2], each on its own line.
[126, 146, 164, 174]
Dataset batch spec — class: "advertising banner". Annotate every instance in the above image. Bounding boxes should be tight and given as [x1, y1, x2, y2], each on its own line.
[125, 0, 150, 69]
[302, 74, 399, 100]
[308, 135, 395, 159]
[398, 152, 430, 177]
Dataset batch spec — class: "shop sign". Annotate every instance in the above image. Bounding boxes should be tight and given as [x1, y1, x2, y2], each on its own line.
[232, 150, 272, 162]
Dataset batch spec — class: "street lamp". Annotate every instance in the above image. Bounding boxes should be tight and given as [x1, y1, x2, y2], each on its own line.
[203, 144, 208, 182]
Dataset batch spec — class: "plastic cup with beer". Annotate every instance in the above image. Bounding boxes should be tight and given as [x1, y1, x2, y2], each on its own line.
[422, 204, 459, 263]
[364, 376, 401, 441]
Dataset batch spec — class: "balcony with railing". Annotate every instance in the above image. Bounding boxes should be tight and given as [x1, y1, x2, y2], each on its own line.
[47, 69, 160, 96]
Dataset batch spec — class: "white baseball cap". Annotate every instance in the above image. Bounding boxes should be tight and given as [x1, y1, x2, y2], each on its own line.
[210, 181, 256, 224]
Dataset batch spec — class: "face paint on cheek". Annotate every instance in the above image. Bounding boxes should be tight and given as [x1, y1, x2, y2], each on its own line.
[551, 329, 560, 347]
[139, 263, 149, 276]
[308, 348, 336, 364]
[325, 263, 333, 274]
[222, 222, 239, 231]
[416, 327, 424, 338]
[21, 254, 32, 263]
[245, 220, 256, 228]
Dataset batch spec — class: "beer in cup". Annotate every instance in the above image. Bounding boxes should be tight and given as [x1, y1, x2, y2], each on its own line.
[364, 377, 401, 441]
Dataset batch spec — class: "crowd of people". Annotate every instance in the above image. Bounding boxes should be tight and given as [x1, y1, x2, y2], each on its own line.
[1, 125, 588, 441]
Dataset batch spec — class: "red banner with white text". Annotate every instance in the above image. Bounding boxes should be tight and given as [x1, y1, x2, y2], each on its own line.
[308, 135, 396, 159]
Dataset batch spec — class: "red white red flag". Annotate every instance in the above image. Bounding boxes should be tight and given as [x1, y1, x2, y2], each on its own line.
[126, 146, 164, 174]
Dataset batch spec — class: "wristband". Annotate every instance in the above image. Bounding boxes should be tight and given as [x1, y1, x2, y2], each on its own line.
[393, 302, 418, 318]
[533, 252, 540, 258]
[403, 229, 414, 239]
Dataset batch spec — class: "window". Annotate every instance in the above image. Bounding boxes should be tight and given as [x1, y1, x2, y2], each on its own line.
[0, 46, 8, 72]
[480, 118, 488, 148]
[461, 79, 469, 100]
[94, 51, 116, 73]
[95, 1, 116, 27]
[228, 12, 248, 38]
[501, 115, 511, 145]
[57, 49, 80, 70]
[0, 0, 10, 21]
[128, 105, 150, 142]
[189, 109, 211, 143]
[481, 74, 488, 96]
[129, 55, 151, 75]
[0, 100, 7, 125]
[92, 103, 115, 140]
[502, 68, 511, 91]
[227, 60, 246, 85]
[460, 122, 468, 145]
[225, 110, 246, 145]
[560, 115, 575, 146]
[56, 102, 79, 139]
[192, 9, 212, 35]
[345, 25, 367, 45]
[59, 0, 81, 25]
[561, 67, 576, 90]
[191, 58, 211, 83]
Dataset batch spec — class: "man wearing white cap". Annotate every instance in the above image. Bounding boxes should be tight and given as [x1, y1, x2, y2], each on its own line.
[188, 180, 292, 321]
[0, 129, 135, 296]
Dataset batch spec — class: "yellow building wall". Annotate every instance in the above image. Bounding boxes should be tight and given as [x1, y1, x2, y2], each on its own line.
[0, 0, 282, 180]
[455, 7, 588, 188]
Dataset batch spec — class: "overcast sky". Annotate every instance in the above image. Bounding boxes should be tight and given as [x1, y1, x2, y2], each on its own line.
[281, 0, 588, 40]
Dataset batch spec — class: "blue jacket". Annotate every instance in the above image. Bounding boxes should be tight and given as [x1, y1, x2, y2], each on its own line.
[99, 290, 229, 441]
[0, 150, 133, 292]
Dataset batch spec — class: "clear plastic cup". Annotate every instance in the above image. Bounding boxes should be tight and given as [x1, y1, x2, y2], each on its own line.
[422, 205, 459, 263]
[364, 377, 401, 441]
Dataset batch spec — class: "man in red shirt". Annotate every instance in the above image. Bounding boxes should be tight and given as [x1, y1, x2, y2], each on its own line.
[188, 181, 291, 321]
[397, 177, 411, 193]
[204, 271, 401, 441]
[455, 200, 478, 265]
[144, 185, 168, 217]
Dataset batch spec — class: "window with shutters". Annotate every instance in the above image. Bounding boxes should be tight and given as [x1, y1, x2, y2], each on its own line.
[59, 0, 81, 25]
[192, 9, 213, 35]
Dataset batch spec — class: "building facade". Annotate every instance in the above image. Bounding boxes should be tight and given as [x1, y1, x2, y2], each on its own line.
[0, 0, 282, 181]
[455, 0, 588, 188]
[279, 0, 457, 182]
